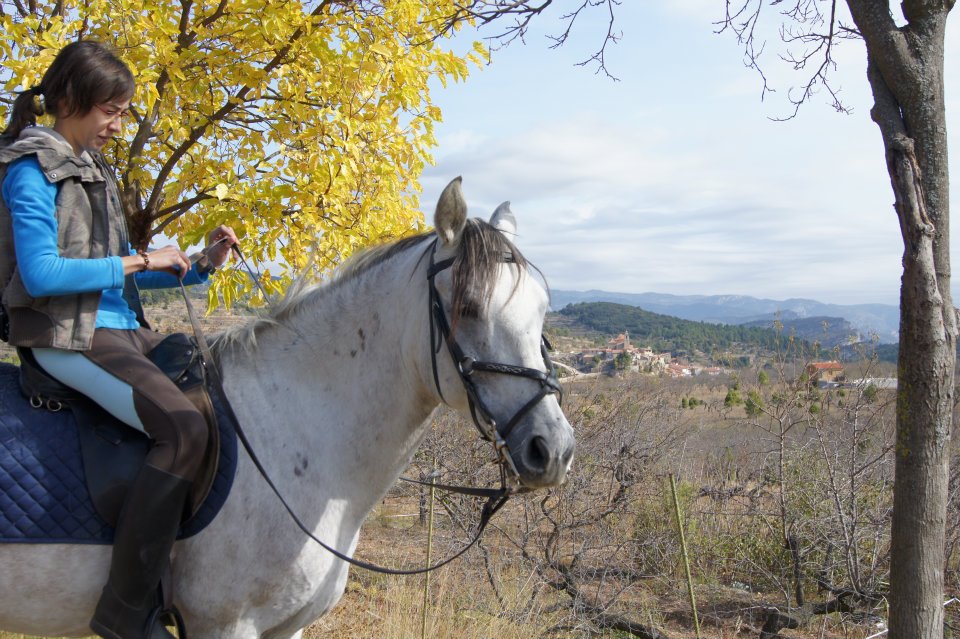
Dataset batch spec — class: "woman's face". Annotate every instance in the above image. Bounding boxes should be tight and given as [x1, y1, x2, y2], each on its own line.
[54, 97, 131, 155]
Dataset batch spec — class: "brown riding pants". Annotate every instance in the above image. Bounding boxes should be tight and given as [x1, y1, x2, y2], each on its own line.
[80, 327, 209, 480]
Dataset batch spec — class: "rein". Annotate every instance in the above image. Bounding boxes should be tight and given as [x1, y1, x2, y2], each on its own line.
[176, 239, 561, 575]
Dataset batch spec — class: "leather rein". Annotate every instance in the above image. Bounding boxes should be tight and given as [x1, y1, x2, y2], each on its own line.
[178, 237, 562, 575]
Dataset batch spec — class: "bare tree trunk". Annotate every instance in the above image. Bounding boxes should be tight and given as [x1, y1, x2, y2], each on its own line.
[846, 3, 955, 637]
[884, 123, 953, 639]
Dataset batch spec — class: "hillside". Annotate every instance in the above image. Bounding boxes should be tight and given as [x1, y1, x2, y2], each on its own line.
[558, 301, 791, 356]
[550, 289, 899, 344]
[741, 315, 859, 346]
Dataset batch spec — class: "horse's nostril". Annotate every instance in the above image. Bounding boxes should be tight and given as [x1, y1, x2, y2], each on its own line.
[527, 436, 550, 472]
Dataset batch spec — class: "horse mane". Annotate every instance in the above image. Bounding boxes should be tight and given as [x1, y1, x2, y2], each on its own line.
[213, 219, 529, 356]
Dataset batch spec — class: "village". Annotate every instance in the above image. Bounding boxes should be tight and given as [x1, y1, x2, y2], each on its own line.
[555, 330, 899, 390]
[555, 331, 726, 378]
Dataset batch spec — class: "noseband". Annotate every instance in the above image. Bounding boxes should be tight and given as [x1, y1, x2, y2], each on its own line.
[425, 239, 563, 488]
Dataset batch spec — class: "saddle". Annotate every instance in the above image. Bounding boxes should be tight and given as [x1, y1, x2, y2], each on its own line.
[17, 333, 222, 528]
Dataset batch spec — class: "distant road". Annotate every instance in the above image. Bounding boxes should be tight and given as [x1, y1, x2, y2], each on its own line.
[554, 361, 601, 380]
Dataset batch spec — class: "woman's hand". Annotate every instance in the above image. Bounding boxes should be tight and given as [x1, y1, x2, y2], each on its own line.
[204, 225, 239, 268]
[122, 245, 192, 279]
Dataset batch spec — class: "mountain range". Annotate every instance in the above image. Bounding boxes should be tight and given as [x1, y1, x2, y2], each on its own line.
[549, 290, 900, 345]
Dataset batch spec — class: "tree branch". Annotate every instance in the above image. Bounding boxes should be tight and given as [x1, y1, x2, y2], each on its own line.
[11, 0, 28, 18]
[547, 562, 672, 639]
[427, 0, 622, 77]
[124, 0, 201, 213]
[151, 191, 215, 222]
[429, 0, 554, 41]
[716, 0, 775, 102]
[716, 0, 883, 118]
[846, 0, 915, 91]
[565, 0, 622, 80]
[199, 0, 229, 28]
[143, 0, 338, 221]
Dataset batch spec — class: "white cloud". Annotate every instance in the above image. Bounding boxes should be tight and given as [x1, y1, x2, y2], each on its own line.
[420, 5, 958, 308]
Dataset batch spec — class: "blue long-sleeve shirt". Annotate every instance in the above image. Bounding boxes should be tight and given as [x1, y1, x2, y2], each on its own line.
[2, 156, 207, 329]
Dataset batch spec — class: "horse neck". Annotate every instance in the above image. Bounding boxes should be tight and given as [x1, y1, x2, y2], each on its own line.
[218, 241, 438, 517]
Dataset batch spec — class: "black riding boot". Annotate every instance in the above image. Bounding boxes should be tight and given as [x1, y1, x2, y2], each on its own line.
[90, 463, 192, 639]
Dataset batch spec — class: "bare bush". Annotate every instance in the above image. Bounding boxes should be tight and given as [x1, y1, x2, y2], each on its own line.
[390, 341, 908, 638]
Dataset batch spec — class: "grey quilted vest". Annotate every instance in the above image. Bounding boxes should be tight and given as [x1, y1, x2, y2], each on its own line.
[0, 127, 137, 350]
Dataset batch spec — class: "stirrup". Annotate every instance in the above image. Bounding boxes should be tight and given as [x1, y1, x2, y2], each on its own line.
[166, 605, 188, 639]
[144, 605, 187, 639]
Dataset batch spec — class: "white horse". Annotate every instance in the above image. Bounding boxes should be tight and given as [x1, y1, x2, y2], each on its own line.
[0, 178, 575, 639]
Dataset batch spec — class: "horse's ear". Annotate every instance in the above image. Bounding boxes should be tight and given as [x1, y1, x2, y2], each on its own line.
[490, 201, 516, 236]
[434, 177, 467, 246]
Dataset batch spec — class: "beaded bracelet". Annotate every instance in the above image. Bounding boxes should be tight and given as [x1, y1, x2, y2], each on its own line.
[138, 250, 150, 272]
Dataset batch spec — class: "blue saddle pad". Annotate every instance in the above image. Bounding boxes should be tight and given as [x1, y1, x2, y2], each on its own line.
[0, 363, 238, 544]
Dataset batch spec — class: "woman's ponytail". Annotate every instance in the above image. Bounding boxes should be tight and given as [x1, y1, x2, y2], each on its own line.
[1, 85, 45, 141]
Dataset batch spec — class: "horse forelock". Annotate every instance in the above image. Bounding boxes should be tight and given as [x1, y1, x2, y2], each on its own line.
[213, 220, 533, 356]
[449, 218, 529, 328]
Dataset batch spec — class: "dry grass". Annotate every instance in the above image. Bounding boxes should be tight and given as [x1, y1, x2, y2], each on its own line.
[306, 565, 553, 639]
[0, 308, 940, 639]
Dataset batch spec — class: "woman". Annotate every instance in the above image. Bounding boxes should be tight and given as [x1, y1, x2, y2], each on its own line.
[0, 41, 238, 639]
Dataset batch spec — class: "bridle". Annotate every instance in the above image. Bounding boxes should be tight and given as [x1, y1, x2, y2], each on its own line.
[425, 238, 564, 490]
[180, 237, 563, 575]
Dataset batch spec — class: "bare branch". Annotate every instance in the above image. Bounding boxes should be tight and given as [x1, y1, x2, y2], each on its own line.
[716, 0, 776, 101]
[717, 0, 862, 118]
[425, 0, 622, 78]
[427, 0, 554, 42]
[558, 0, 623, 80]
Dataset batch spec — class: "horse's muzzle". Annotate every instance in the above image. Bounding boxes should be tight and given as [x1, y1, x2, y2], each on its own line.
[508, 416, 575, 489]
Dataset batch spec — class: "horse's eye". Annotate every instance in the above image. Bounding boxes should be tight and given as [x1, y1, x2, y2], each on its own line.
[457, 302, 481, 319]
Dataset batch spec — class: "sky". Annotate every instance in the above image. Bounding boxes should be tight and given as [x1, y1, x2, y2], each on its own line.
[417, 2, 960, 307]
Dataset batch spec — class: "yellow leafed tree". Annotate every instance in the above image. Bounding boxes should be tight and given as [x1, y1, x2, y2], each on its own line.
[0, 0, 483, 304]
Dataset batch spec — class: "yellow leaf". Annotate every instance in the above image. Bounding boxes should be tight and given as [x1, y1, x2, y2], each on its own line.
[1, 0, 482, 309]
[369, 43, 390, 57]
